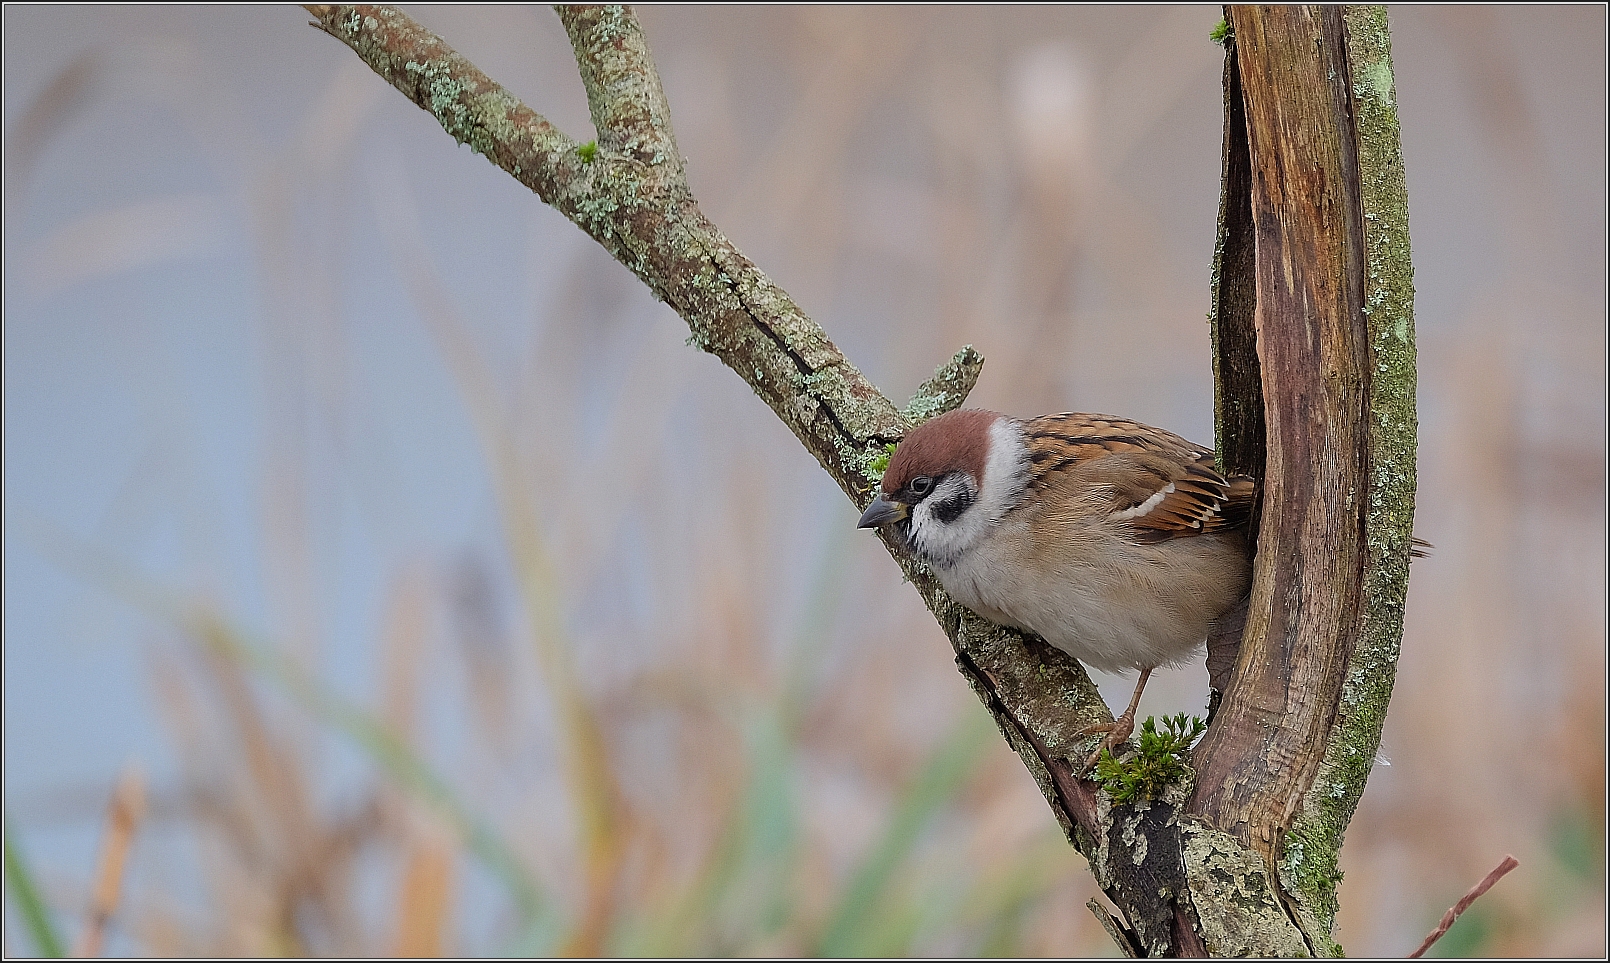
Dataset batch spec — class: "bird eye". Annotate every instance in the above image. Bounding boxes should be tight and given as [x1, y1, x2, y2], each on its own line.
[909, 475, 933, 497]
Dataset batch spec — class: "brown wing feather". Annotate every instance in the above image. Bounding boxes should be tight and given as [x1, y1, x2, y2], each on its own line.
[1022, 413, 1253, 542]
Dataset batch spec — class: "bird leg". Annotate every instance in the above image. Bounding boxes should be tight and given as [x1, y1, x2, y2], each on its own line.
[1078, 667, 1152, 773]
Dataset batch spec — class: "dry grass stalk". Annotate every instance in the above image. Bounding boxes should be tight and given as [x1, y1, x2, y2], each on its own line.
[74, 767, 147, 958]
[391, 824, 456, 957]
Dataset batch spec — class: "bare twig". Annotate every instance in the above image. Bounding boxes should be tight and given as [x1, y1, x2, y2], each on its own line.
[74, 767, 146, 958]
[1087, 898, 1141, 958]
[1407, 855, 1519, 958]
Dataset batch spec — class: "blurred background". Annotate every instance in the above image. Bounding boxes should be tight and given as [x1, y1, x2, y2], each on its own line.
[3, 5, 1603, 957]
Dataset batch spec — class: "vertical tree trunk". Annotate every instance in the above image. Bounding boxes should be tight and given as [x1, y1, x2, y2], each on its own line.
[1188, 5, 1419, 955]
[1195, 2, 1374, 865]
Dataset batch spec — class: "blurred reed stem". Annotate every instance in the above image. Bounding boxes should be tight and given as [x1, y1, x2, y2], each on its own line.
[608, 527, 848, 954]
[185, 611, 548, 928]
[814, 711, 996, 956]
[72, 767, 145, 958]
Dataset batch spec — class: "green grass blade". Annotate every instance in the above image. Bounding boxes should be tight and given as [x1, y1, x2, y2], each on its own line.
[814, 711, 995, 957]
[4, 820, 67, 958]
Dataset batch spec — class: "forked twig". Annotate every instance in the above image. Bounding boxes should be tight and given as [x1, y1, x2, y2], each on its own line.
[1407, 854, 1519, 958]
[298, 2, 1112, 852]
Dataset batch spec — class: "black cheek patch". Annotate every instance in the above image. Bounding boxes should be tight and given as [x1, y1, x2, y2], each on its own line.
[930, 488, 974, 524]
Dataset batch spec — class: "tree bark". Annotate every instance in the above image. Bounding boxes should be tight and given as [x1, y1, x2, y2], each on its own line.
[1193, 6, 1419, 955]
[303, 4, 1417, 956]
[1194, 0, 1374, 879]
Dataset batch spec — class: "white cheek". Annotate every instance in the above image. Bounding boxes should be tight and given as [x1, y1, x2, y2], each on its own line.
[909, 475, 982, 565]
[907, 421, 1031, 568]
[983, 419, 1030, 511]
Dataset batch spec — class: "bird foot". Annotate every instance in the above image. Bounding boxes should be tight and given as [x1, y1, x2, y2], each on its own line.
[1076, 667, 1152, 775]
[1077, 709, 1138, 774]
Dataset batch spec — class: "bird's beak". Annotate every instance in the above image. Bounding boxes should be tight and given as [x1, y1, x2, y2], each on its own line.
[857, 494, 908, 529]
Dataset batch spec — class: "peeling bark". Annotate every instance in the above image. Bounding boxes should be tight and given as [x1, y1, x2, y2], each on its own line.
[1192, 4, 1373, 872]
[1194, 5, 1419, 955]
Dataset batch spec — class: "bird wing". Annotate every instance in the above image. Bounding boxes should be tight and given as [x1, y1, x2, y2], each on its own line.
[1022, 413, 1253, 542]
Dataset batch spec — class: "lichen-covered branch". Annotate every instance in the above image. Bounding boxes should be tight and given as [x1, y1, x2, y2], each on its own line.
[557, 5, 684, 178]
[307, 6, 900, 500]
[305, 6, 580, 198]
[302, 0, 1155, 947]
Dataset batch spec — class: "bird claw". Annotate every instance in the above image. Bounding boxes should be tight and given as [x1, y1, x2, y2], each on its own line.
[1075, 668, 1149, 775]
[1076, 712, 1138, 774]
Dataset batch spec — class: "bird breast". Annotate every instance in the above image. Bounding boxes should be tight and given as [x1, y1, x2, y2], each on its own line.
[931, 510, 1250, 675]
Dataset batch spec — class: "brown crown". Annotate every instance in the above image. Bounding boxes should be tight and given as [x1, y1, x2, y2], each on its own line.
[882, 409, 1000, 496]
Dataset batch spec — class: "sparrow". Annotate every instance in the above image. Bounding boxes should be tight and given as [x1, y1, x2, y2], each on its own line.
[857, 408, 1255, 767]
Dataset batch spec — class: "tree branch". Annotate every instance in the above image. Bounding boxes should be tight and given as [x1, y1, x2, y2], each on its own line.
[557, 5, 683, 177]
[304, 0, 1145, 943]
[1193, 1, 1372, 867]
[305, 6, 579, 196]
[1281, 5, 1420, 943]
[1408, 855, 1518, 958]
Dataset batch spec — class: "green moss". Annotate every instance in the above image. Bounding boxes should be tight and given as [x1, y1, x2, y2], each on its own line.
[577, 140, 598, 163]
[867, 443, 898, 480]
[1278, 818, 1345, 957]
[1210, 18, 1233, 47]
[1093, 714, 1205, 805]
